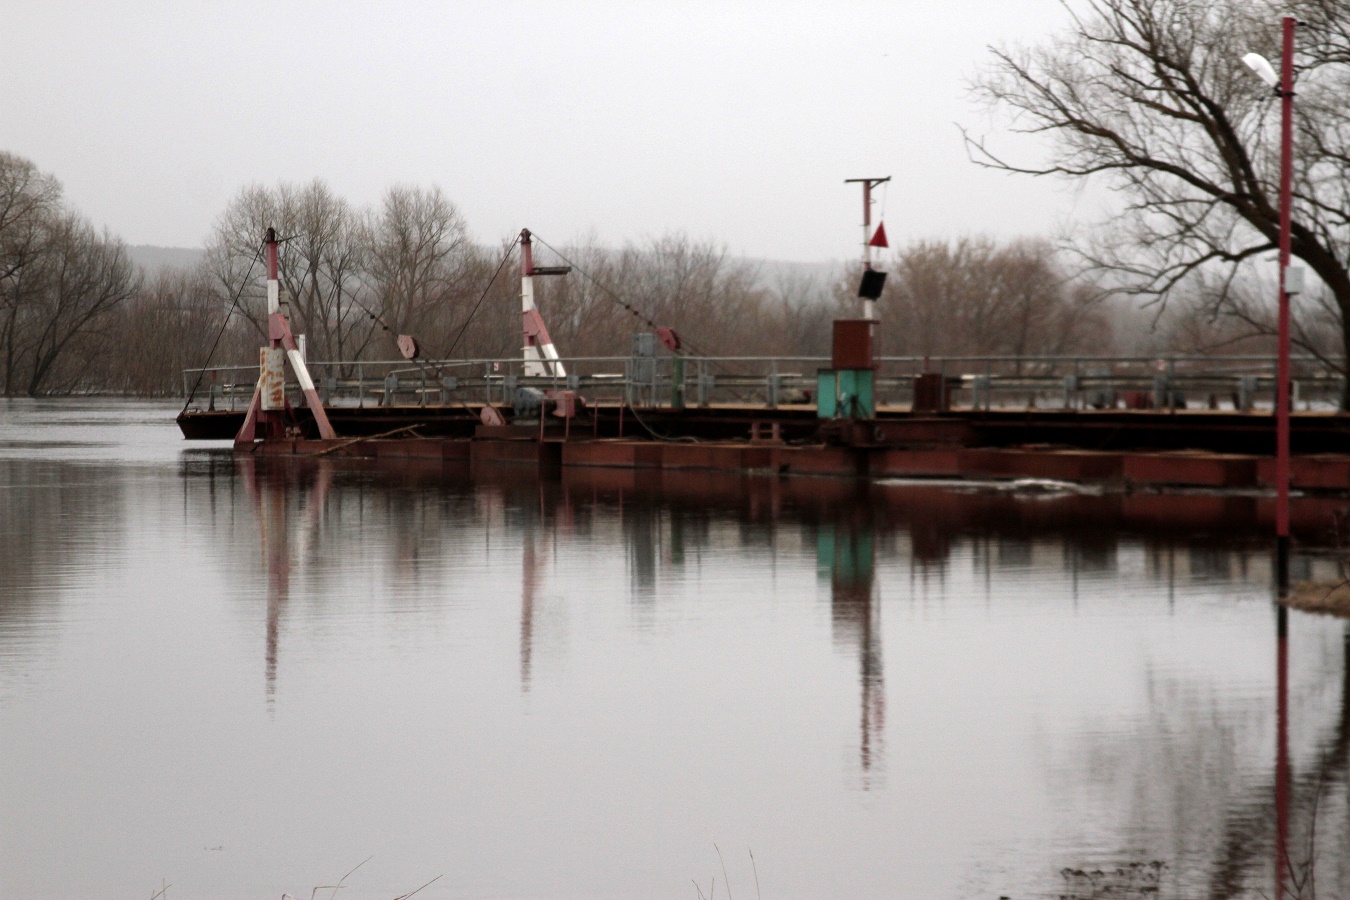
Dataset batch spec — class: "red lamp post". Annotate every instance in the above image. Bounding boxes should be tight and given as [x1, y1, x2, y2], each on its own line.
[1245, 17, 1296, 591]
[1275, 17, 1295, 590]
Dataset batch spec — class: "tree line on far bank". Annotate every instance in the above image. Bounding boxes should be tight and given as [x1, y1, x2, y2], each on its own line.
[0, 150, 1306, 398]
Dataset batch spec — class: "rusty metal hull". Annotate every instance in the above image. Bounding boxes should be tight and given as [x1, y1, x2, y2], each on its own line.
[201, 402, 1350, 491]
[229, 434, 1350, 492]
[189, 404, 1350, 452]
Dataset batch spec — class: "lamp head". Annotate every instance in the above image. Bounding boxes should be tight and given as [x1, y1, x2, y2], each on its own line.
[1242, 52, 1280, 89]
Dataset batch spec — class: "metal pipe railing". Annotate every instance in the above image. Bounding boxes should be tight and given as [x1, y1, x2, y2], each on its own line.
[180, 354, 1348, 414]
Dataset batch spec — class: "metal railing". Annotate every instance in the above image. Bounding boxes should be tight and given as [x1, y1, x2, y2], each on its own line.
[182, 354, 1347, 414]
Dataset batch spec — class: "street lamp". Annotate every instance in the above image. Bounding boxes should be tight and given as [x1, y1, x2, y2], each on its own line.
[1243, 16, 1296, 592]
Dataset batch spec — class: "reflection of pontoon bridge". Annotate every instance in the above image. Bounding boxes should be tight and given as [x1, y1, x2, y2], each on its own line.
[233, 454, 893, 783]
[224, 454, 1350, 828]
[178, 225, 1350, 489]
[229, 459, 1350, 835]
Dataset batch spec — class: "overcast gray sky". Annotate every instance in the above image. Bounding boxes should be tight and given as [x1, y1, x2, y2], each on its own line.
[1, 1, 1099, 261]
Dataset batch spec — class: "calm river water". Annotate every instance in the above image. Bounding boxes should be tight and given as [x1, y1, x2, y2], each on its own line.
[1, 399, 1347, 899]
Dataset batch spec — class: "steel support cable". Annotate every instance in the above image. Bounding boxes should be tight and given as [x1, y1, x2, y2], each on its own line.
[313, 236, 519, 419]
[309, 235, 519, 421]
[388, 235, 521, 422]
[528, 233, 745, 442]
[179, 239, 266, 415]
[529, 234, 717, 361]
[232, 231, 392, 338]
[271, 233, 515, 370]
[185, 235, 520, 422]
[186, 231, 395, 411]
[279, 235, 444, 358]
[341, 286, 399, 342]
[443, 235, 521, 360]
[527, 234, 748, 416]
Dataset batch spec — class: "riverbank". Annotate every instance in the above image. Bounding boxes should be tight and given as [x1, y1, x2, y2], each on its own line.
[1286, 580, 1350, 618]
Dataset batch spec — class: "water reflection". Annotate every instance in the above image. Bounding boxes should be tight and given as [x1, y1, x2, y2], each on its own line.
[1276, 602, 1291, 900]
[817, 503, 885, 788]
[521, 524, 539, 692]
[1198, 603, 1350, 900]
[239, 458, 333, 703]
[515, 477, 560, 694]
[0, 459, 125, 702]
[1269, 607, 1350, 900]
[218, 462, 1350, 819]
[1043, 597, 1348, 899]
[12, 414, 1350, 898]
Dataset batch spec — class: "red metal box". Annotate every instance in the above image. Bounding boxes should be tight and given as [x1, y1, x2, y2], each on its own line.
[832, 320, 874, 370]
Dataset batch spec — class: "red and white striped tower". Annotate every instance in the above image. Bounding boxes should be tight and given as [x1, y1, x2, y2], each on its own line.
[234, 228, 338, 443]
[519, 228, 568, 378]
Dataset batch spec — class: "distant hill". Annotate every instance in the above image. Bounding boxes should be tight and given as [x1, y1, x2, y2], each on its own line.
[126, 245, 205, 275]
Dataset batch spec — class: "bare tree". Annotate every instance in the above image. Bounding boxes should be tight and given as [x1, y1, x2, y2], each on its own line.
[365, 184, 474, 357]
[765, 269, 835, 357]
[531, 234, 771, 358]
[0, 152, 63, 394]
[0, 154, 139, 396]
[286, 180, 366, 362]
[21, 213, 139, 394]
[967, 0, 1350, 402]
[855, 237, 1106, 359]
[0, 152, 60, 280]
[523, 237, 633, 358]
[88, 265, 247, 395]
[206, 179, 372, 364]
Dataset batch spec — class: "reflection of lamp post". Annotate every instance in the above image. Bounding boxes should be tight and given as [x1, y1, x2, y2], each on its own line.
[1243, 16, 1296, 591]
[1274, 597, 1290, 900]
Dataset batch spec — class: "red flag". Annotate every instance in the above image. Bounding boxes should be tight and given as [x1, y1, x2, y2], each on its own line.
[868, 222, 889, 248]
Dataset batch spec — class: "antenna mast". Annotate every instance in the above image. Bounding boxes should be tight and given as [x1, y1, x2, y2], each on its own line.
[844, 177, 890, 320]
